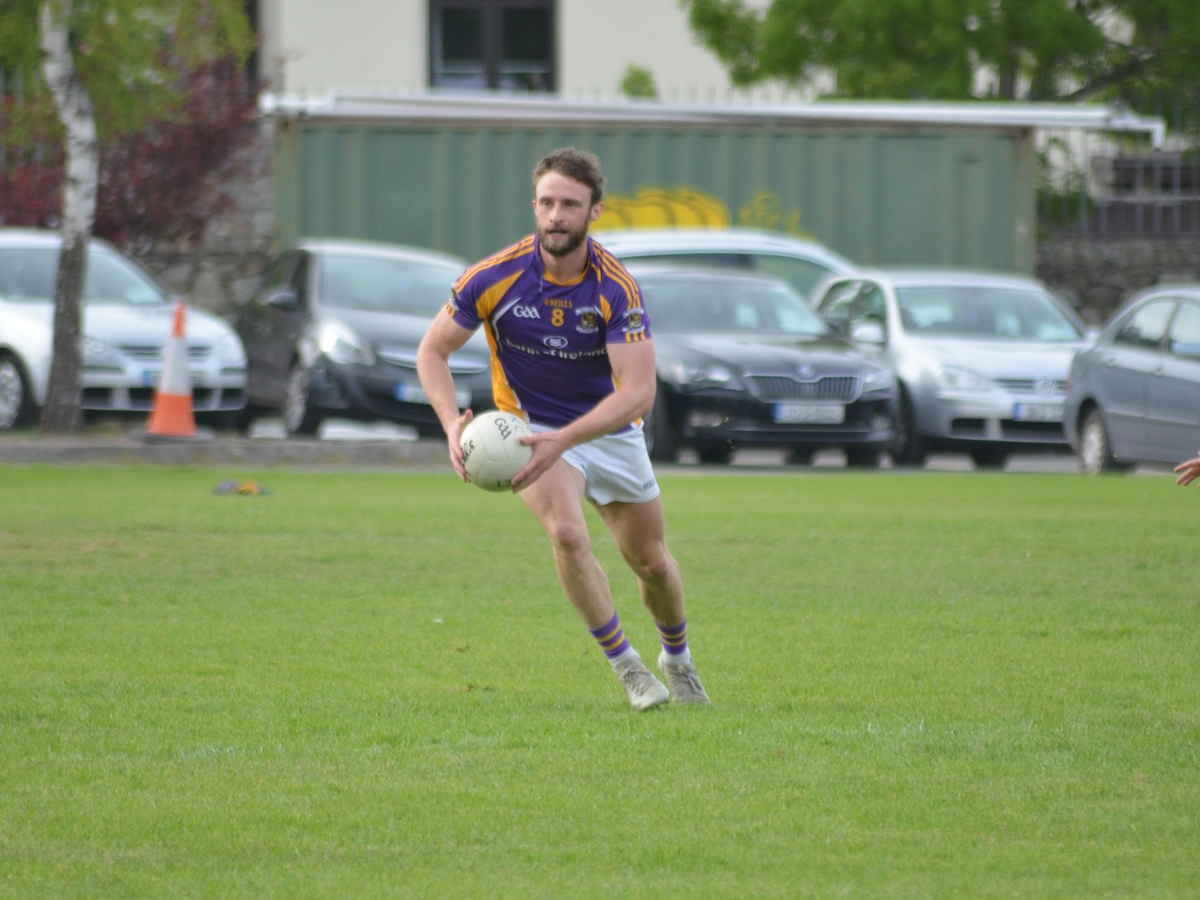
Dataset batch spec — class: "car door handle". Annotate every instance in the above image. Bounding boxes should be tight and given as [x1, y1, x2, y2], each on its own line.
[1102, 354, 1117, 367]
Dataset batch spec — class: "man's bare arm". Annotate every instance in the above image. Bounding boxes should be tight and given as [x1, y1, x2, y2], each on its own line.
[416, 310, 477, 481]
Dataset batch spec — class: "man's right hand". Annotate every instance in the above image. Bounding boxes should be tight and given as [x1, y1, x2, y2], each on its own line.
[416, 308, 480, 484]
[446, 408, 475, 483]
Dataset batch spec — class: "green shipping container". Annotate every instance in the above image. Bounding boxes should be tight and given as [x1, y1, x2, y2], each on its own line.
[267, 96, 1151, 273]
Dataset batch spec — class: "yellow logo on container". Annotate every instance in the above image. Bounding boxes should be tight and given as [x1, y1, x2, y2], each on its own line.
[594, 186, 813, 239]
[594, 187, 729, 230]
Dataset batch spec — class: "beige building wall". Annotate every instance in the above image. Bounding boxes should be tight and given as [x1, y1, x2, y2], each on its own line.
[256, 0, 814, 101]
[558, 0, 812, 102]
[258, 0, 427, 94]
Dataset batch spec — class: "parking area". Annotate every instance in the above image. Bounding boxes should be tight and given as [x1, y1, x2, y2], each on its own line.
[251, 417, 1092, 473]
[0, 415, 1180, 477]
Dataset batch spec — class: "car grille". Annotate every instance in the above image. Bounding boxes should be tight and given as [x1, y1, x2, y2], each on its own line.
[81, 386, 245, 411]
[744, 374, 860, 402]
[119, 344, 211, 362]
[994, 378, 1066, 394]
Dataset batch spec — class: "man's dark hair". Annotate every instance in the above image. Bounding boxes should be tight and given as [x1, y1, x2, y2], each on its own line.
[533, 147, 605, 206]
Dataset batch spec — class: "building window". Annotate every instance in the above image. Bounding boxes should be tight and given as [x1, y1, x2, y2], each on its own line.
[430, 0, 555, 92]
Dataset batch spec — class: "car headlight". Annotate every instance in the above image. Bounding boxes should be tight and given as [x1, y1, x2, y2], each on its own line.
[318, 321, 375, 366]
[213, 333, 246, 366]
[937, 365, 993, 392]
[861, 366, 895, 392]
[82, 337, 118, 364]
[665, 360, 739, 389]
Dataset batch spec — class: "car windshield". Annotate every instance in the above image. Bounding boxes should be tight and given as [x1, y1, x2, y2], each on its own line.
[0, 246, 166, 305]
[616, 251, 837, 300]
[896, 285, 1082, 341]
[641, 275, 828, 336]
[318, 253, 462, 314]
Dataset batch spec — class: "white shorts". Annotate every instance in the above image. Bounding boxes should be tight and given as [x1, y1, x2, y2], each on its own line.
[531, 422, 660, 506]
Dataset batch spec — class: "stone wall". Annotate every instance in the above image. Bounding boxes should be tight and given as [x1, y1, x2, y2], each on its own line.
[1037, 235, 1200, 326]
[131, 123, 276, 322]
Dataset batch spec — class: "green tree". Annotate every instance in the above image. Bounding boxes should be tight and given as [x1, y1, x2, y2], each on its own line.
[682, 0, 1200, 104]
[620, 64, 659, 100]
[0, 0, 253, 433]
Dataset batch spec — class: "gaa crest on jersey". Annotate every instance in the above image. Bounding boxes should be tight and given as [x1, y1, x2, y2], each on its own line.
[623, 309, 646, 336]
[575, 307, 599, 334]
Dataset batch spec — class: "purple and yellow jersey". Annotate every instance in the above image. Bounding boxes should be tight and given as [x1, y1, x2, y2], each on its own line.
[445, 234, 650, 431]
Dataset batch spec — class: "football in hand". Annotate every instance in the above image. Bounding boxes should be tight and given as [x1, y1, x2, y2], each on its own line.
[460, 410, 534, 491]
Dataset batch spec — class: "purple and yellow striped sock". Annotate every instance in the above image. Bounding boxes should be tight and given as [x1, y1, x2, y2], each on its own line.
[657, 619, 689, 658]
[590, 612, 631, 660]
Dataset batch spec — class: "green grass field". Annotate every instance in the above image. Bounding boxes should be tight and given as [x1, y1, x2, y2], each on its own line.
[1, 464, 1197, 897]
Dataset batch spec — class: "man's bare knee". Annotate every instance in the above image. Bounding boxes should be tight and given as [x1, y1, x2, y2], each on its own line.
[628, 549, 676, 586]
[546, 518, 592, 557]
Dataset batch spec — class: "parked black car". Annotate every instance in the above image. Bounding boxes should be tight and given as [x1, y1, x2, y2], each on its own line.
[1064, 284, 1200, 473]
[234, 239, 486, 436]
[632, 265, 898, 465]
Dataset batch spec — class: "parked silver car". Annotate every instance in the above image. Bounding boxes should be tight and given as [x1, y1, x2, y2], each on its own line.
[813, 269, 1091, 468]
[594, 227, 857, 304]
[0, 228, 247, 430]
[1064, 284, 1200, 473]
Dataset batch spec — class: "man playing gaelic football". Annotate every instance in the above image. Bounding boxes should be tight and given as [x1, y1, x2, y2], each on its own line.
[416, 147, 709, 711]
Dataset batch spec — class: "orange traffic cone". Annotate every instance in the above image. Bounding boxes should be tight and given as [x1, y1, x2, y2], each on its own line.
[145, 301, 197, 439]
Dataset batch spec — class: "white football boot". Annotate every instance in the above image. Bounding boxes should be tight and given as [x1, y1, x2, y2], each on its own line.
[657, 652, 711, 704]
[613, 653, 671, 711]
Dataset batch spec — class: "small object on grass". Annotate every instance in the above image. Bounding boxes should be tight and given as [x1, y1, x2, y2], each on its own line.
[213, 481, 272, 496]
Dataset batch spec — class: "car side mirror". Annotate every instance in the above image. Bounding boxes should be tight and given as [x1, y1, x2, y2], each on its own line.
[849, 320, 886, 344]
[823, 316, 849, 336]
[264, 286, 299, 311]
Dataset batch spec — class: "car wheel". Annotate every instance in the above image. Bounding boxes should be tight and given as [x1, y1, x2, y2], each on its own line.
[232, 404, 261, 435]
[282, 363, 323, 435]
[784, 447, 813, 466]
[644, 388, 681, 462]
[890, 387, 926, 467]
[969, 446, 1008, 470]
[695, 441, 733, 465]
[0, 352, 34, 431]
[845, 447, 881, 468]
[1079, 407, 1128, 474]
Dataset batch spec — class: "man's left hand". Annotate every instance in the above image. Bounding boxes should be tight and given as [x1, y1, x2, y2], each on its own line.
[511, 430, 569, 492]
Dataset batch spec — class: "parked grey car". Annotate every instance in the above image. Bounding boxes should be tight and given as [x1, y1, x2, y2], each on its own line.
[0, 228, 247, 430]
[632, 265, 897, 465]
[813, 269, 1091, 468]
[1064, 284, 1200, 473]
[595, 228, 857, 304]
[234, 239, 482, 436]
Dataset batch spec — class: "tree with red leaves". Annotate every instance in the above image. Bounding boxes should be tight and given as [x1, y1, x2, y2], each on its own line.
[0, 0, 255, 432]
[2, 59, 259, 247]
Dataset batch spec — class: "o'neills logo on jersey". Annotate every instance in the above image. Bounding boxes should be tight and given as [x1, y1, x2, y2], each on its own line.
[624, 310, 646, 335]
[446, 291, 461, 316]
[576, 308, 599, 334]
